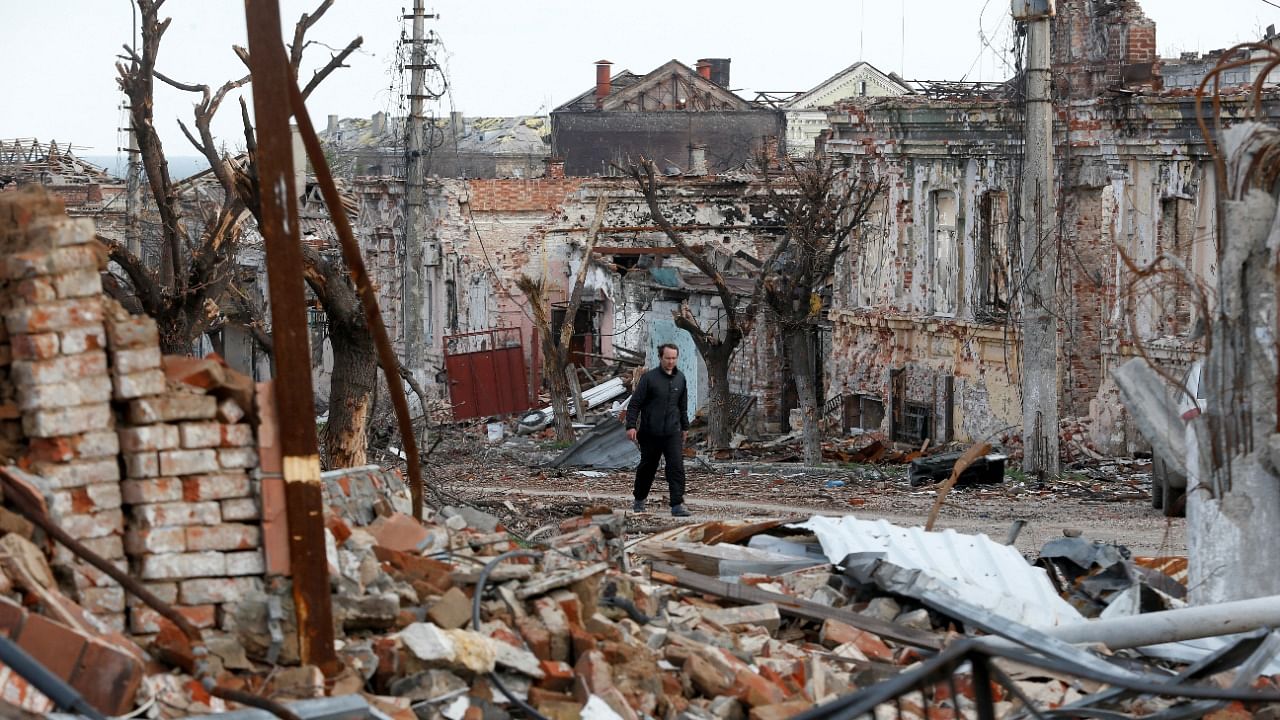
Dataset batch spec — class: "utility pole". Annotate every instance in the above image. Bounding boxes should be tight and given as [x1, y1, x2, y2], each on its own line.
[1013, 0, 1059, 478]
[402, 1, 438, 374]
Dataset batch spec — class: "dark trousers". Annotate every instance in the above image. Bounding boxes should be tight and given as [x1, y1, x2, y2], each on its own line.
[634, 432, 685, 506]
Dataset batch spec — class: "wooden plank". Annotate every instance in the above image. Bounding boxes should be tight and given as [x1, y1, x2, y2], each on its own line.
[649, 561, 942, 650]
[515, 561, 609, 599]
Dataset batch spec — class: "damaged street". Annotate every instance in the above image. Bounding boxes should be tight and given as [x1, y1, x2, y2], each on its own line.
[2, 0, 1280, 718]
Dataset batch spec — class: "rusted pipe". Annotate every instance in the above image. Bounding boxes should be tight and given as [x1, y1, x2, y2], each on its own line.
[245, 0, 339, 676]
[286, 71, 425, 520]
[0, 470, 302, 720]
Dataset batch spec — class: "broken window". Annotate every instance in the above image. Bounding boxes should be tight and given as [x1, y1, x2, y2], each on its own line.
[844, 394, 885, 432]
[445, 279, 458, 332]
[976, 191, 1011, 321]
[1156, 197, 1197, 336]
[897, 402, 933, 445]
[929, 190, 958, 315]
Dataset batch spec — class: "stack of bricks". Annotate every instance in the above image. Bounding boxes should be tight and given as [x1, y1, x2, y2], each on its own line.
[110, 311, 265, 637]
[0, 191, 127, 630]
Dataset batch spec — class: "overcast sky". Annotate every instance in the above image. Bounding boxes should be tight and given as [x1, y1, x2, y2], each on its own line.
[2, 1, 1276, 161]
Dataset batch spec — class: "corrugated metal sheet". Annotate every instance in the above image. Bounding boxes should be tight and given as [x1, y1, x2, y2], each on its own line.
[796, 516, 1082, 629]
[551, 417, 641, 469]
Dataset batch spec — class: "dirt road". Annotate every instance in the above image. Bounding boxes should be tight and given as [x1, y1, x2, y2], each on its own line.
[436, 451, 1185, 556]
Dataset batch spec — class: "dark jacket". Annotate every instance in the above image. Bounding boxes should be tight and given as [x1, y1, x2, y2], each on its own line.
[625, 366, 689, 436]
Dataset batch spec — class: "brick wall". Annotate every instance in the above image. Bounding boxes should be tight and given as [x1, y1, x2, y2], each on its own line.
[465, 178, 583, 212]
[0, 187, 264, 638]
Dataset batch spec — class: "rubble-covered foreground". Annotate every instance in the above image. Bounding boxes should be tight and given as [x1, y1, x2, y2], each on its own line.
[3, 464, 1276, 719]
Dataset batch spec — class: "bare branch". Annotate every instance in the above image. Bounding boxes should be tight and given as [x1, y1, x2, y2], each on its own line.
[291, 0, 336, 70]
[301, 36, 363, 100]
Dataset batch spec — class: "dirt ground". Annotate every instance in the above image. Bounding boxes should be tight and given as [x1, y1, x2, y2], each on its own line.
[420, 434, 1186, 558]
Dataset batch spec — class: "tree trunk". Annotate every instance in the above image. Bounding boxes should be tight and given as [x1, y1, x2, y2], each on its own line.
[785, 328, 822, 466]
[323, 313, 377, 468]
[705, 346, 734, 450]
[544, 350, 574, 442]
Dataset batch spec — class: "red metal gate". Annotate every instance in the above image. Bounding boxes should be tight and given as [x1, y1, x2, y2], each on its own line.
[443, 328, 529, 421]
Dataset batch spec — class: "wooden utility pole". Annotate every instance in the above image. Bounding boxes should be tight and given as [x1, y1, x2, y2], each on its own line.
[1013, 0, 1060, 477]
[244, 0, 338, 675]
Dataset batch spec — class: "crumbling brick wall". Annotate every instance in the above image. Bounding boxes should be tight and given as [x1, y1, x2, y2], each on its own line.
[0, 187, 264, 637]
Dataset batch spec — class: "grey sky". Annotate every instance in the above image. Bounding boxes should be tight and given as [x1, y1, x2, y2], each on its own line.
[1, 1, 1275, 161]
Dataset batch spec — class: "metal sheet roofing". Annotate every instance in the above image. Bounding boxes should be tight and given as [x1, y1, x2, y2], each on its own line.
[795, 516, 1083, 629]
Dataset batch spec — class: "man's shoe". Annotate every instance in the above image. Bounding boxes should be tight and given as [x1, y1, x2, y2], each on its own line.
[671, 504, 691, 517]
[632, 500, 645, 513]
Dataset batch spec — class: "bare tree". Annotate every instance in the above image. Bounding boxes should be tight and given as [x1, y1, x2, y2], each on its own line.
[516, 195, 608, 442]
[758, 155, 884, 466]
[113, 0, 371, 466]
[625, 159, 786, 449]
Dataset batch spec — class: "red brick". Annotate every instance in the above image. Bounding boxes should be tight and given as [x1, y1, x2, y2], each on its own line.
[159, 448, 219, 476]
[10, 333, 59, 360]
[121, 477, 184, 504]
[185, 523, 260, 552]
[131, 501, 221, 528]
[30, 458, 118, 489]
[50, 483, 121, 515]
[4, 297, 103, 333]
[71, 637, 144, 715]
[217, 447, 258, 470]
[138, 552, 226, 581]
[17, 613, 87, 680]
[105, 316, 158, 349]
[112, 346, 161, 374]
[59, 508, 124, 540]
[220, 497, 260, 521]
[118, 424, 180, 452]
[182, 473, 251, 501]
[178, 577, 264, 605]
[22, 402, 113, 439]
[123, 451, 161, 479]
[112, 368, 166, 399]
[225, 550, 264, 576]
[128, 604, 216, 634]
[129, 394, 217, 424]
[17, 375, 112, 411]
[124, 527, 187, 554]
[220, 423, 254, 447]
[59, 325, 106, 355]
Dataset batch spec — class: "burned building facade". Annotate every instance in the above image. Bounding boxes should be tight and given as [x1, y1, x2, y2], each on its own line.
[551, 59, 785, 176]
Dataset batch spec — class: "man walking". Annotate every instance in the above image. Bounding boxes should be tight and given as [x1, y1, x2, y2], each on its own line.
[626, 343, 691, 517]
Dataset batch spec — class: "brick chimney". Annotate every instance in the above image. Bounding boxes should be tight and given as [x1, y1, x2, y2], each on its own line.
[696, 60, 712, 81]
[595, 60, 613, 107]
[545, 156, 566, 179]
[688, 144, 708, 176]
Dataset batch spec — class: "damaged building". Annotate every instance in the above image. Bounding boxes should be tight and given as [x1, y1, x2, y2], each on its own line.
[817, 0, 1271, 456]
[551, 59, 785, 176]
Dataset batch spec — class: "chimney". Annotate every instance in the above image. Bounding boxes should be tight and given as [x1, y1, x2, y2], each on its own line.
[696, 60, 712, 81]
[595, 60, 613, 107]
[326, 114, 339, 135]
[545, 156, 566, 179]
[371, 111, 387, 135]
[688, 144, 708, 176]
[701, 58, 731, 87]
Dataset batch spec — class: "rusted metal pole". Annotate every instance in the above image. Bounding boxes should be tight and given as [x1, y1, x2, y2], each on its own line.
[245, 0, 339, 676]
[286, 77, 425, 520]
